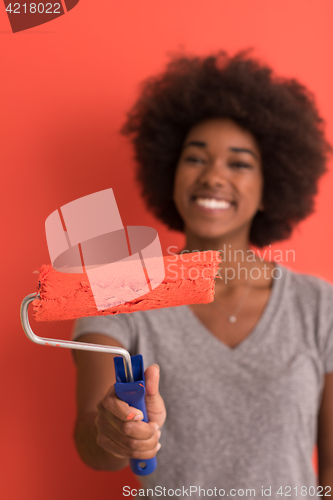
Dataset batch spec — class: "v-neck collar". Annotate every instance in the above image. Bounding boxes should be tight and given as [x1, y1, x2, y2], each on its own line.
[182, 264, 288, 357]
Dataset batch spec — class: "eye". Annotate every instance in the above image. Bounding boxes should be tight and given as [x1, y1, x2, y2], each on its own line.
[230, 162, 252, 169]
[184, 156, 205, 165]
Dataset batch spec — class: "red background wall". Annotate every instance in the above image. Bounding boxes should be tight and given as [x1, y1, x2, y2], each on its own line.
[1, 1, 332, 499]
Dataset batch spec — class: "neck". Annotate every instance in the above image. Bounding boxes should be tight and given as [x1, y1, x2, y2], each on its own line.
[183, 231, 252, 265]
[181, 231, 273, 289]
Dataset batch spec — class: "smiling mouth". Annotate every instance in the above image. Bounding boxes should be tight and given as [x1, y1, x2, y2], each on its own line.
[193, 197, 233, 210]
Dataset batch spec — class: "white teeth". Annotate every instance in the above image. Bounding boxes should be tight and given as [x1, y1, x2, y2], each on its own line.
[195, 197, 232, 209]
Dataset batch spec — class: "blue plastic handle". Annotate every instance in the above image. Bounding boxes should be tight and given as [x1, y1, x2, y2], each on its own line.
[114, 354, 157, 476]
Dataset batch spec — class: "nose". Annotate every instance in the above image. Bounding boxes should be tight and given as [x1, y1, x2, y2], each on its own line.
[197, 158, 229, 187]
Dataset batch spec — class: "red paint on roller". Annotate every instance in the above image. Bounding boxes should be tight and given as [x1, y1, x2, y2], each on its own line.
[33, 252, 221, 322]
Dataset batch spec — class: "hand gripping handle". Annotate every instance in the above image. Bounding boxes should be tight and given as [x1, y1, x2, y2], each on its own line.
[114, 354, 157, 476]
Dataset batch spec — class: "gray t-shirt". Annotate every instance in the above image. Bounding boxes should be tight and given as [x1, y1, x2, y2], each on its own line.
[72, 265, 333, 499]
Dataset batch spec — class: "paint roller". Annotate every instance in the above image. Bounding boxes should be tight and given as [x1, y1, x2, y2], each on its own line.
[20, 189, 221, 475]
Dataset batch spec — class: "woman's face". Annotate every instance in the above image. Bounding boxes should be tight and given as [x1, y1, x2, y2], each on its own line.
[173, 118, 263, 244]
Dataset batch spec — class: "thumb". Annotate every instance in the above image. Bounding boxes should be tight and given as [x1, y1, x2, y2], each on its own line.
[144, 364, 166, 428]
[145, 364, 160, 398]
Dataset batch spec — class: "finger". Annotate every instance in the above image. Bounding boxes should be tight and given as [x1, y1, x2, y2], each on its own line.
[96, 408, 159, 440]
[96, 415, 161, 452]
[144, 364, 166, 421]
[96, 431, 162, 460]
[145, 364, 160, 398]
[99, 385, 144, 422]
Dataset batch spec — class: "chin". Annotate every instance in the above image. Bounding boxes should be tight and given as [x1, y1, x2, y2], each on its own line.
[185, 218, 252, 244]
[187, 223, 232, 241]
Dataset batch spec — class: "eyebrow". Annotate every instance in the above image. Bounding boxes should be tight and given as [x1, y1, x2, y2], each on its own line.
[183, 141, 259, 160]
[229, 147, 259, 160]
[183, 140, 207, 149]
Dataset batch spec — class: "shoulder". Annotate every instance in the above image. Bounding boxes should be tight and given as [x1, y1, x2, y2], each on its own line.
[72, 310, 135, 342]
[274, 266, 333, 372]
[123, 305, 189, 329]
[281, 265, 333, 299]
[73, 306, 187, 336]
[278, 264, 333, 322]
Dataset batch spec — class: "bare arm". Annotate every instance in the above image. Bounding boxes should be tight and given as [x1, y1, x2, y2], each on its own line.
[74, 333, 128, 470]
[318, 372, 333, 487]
[73, 333, 165, 471]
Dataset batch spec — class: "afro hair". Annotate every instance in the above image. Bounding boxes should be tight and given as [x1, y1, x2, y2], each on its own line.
[121, 49, 332, 247]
